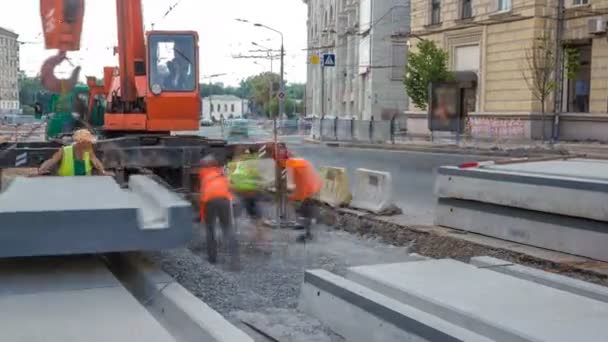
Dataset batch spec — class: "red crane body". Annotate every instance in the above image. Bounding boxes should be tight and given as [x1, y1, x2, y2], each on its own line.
[39, 0, 201, 134]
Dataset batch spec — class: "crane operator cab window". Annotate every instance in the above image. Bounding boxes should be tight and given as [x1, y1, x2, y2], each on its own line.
[149, 34, 196, 92]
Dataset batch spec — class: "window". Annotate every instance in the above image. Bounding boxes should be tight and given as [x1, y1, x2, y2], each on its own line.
[431, 0, 441, 25]
[224, 104, 228, 112]
[573, 0, 588, 5]
[497, 0, 511, 11]
[210, 103, 214, 113]
[217, 104, 221, 112]
[148, 34, 196, 92]
[231, 104, 235, 112]
[461, 0, 472, 19]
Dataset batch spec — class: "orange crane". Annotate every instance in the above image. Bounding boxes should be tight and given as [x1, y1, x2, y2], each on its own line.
[39, 0, 201, 135]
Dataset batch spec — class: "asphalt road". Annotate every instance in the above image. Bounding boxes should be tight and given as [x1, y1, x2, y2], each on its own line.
[288, 142, 484, 224]
[195, 124, 485, 224]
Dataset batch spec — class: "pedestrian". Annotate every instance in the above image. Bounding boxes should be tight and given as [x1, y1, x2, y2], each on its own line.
[199, 155, 240, 268]
[284, 157, 322, 243]
[38, 128, 111, 176]
[228, 147, 265, 235]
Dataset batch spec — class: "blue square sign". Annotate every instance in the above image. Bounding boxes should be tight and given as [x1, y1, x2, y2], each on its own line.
[322, 53, 336, 67]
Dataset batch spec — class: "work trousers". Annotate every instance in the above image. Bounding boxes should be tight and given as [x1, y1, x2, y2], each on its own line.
[204, 198, 239, 263]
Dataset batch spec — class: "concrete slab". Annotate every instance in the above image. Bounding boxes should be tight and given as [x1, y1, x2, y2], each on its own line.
[437, 163, 608, 222]
[0, 176, 192, 258]
[470, 256, 608, 304]
[299, 269, 493, 342]
[0, 258, 175, 342]
[347, 259, 608, 342]
[435, 197, 608, 261]
[484, 158, 608, 181]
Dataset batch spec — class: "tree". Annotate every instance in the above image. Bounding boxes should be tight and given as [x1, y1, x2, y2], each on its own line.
[404, 40, 453, 110]
[268, 97, 296, 118]
[522, 32, 556, 142]
[286, 83, 305, 100]
[18, 72, 44, 107]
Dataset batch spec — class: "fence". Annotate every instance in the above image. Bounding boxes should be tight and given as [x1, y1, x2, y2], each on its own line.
[311, 117, 405, 144]
[261, 119, 312, 136]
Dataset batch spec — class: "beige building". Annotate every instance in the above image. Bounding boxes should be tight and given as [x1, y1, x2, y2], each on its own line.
[0, 26, 19, 114]
[405, 0, 608, 141]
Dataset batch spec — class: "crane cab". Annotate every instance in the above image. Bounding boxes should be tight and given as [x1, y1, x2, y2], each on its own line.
[103, 31, 200, 133]
[146, 31, 201, 132]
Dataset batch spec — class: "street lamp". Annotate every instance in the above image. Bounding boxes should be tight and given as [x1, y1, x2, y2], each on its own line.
[252, 41, 275, 73]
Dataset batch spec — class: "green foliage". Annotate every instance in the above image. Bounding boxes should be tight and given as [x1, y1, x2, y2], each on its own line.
[286, 83, 305, 100]
[18, 72, 44, 107]
[268, 97, 296, 118]
[199, 72, 301, 117]
[564, 47, 581, 81]
[522, 33, 556, 110]
[404, 40, 453, 110]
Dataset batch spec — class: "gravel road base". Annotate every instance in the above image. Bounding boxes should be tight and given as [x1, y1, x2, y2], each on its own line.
[147, 218, 418, 341]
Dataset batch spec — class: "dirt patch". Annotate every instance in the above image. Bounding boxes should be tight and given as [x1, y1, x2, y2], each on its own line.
[316, 205, 608, 287]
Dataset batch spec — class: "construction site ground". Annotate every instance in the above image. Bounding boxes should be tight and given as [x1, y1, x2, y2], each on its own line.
[140, 199, 608, 341]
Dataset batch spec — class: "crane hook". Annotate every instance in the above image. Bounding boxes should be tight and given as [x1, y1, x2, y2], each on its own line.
[40, 51, 81, 93]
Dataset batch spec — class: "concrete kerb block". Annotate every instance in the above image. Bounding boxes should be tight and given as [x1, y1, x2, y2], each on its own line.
[317, 166, 351, 207]
[470, 256, 608, 304]
[350, 168, 394, 214]
[299, 269, 492, 342]
[111, 254, 253, 342]
[128, 175, 192, 231]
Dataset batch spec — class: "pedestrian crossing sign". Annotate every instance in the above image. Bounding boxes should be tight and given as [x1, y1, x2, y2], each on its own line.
[322, 53, 336, 67]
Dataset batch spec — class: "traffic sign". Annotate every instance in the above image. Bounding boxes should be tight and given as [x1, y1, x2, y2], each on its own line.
[310, 55, 320, 65]
[322, 53, 336, 67]
[278, 91, 285, 100]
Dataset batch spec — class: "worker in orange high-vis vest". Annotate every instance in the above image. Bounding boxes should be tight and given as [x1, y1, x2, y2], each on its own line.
[198, 155, 239, 266]
[285, 157, 322, 243]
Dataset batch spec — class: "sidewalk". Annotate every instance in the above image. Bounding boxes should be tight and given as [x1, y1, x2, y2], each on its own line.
[305, 137, 608, 159]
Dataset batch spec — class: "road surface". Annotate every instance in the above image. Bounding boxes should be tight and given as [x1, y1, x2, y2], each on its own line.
[196, 124, 486, 224]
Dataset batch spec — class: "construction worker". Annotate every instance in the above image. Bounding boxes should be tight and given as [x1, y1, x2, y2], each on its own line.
[199, 155, 239, 267]
[285, 157, 322, 243]
[38, 129, 110, 176]
[228, 147, 265, 228]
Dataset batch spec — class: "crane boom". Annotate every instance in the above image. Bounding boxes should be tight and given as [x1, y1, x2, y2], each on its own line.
[115, 0, 146, 104]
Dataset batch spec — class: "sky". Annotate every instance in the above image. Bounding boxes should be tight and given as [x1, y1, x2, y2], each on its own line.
[0, 0, 308, 86]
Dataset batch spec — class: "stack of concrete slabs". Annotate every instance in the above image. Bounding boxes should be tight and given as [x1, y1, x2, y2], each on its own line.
[0, 175, 192, 258]
[435, 158, 608, 261]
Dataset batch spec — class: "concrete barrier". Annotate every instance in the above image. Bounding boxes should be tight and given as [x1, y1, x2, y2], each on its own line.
[317, 166, 351, 207]
[350, 168, 393, 214]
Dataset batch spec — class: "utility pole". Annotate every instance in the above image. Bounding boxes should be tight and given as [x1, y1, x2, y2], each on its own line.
[553, 0, 565, 142]
[236, 19, 289, 226]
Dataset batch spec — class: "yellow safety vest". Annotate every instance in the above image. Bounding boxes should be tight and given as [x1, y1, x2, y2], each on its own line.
[58, 145, 92, 176]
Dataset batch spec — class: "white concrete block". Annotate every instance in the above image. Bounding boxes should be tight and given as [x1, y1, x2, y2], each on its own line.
[470, 256, 608, 304]
[347, 259, 608, 342]
[299, 269, 493, 342]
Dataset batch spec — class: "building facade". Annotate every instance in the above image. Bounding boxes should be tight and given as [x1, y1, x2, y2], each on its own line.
[304, 0, 410, 120]
[406, 0, 608, 141]
[0, 27, 19, 114]
[201, 95, 245, 121]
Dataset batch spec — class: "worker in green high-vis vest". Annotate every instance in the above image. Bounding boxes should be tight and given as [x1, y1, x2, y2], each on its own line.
[38, 129, 111, 176]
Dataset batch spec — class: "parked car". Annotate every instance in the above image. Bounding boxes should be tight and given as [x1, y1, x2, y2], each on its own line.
[228, 119, 249, 138]
[200, 119, 214, 127]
